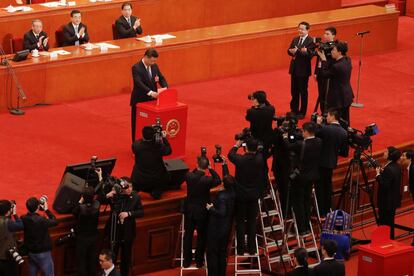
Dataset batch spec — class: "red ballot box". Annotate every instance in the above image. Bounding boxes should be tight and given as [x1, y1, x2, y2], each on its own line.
[136, 88, 188, 159]
[357, 226, 414, 276]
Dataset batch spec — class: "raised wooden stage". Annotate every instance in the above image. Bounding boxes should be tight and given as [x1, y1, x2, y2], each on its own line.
[0, 5, 399, 113]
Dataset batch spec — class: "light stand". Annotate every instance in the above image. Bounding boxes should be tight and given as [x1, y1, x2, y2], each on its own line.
[352, 31, 370, 108]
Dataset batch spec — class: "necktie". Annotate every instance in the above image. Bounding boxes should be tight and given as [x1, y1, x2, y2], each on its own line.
[298, 38, 303, 46]
[35, 34, 39, 40]
[74, 25, 80, 46]
[128, 17, 131, 27]
[147, 66, 152, 79]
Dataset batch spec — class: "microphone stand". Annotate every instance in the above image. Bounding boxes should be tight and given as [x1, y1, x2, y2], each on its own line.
[352, 31, 370, 108]
[0, 45, 27, 115]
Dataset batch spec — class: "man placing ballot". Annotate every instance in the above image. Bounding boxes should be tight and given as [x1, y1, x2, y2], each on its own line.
[130, 48, 168, 142]
[23, 19, 49, 52]
[115, 2, 143, 39]
[63, 10, 90, 46]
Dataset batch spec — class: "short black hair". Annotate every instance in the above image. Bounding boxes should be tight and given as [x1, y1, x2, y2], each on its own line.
[302, 121, 317, 135]
[322, 239, 337, 257]
[26, 197, 40, 213]
[325, 26, 337, 36]
[251, 90, 267, 104]
[335, 41, 348, 55]
[245, 138, 258, 152]
[100, 249, 115, 262]
[0, 200, 12, 216]
[327, 108, 340, 120]
[298, 21, 310, 30]
[82, 186, 95, 204]
[142, 126, 155, 140]
[294, 247, 308, 268]
[405, 150, 414, 160]
[197, 156, 209, 170]
[121, 2, 132, 9]
[144, 48, 159, 58]
[387, 146, 402, 162]
[70, 10, 81, 17]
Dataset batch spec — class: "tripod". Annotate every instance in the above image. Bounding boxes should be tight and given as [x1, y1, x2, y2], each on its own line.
[336, 148, 378, 242]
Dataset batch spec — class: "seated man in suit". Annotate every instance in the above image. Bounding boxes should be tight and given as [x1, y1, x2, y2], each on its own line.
[286, 247, 310, 276]
[63, 10, 90, 46]
[312, 239, 345, 276]
[23, 19, 49, 52]
[115, 2, 142, 39]
[98, 249, 121, 276]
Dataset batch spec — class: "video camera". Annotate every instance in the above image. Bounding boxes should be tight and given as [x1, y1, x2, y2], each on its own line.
[315, 38, 335, 57]
[212, 144, 224, 163]
[234, 127, 252, 142]
[273, 114, 302, 143]
[152, 117, 163, 144]
[311, 112, 327, 124]
[347, 123, 379, 150]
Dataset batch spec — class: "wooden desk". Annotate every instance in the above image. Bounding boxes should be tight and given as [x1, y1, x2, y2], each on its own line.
[0, 5, 399, 112]
[0, 0, 341, 54]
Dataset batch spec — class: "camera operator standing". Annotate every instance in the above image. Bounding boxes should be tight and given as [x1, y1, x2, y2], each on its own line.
[102, 177, 144, 276]
[245, 91, 275, 153]
[131, 125, 172, 200]
[315, 109, 348, 217]
[317, 41, 354, 125]
[22, 196, 58, 276]
[0, 200, 24, 276]
[183, 155, 221, 268]
[228, 138, 267, 255]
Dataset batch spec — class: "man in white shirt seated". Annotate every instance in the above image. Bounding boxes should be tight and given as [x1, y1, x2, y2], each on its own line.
[99, 249, 121, 276]
[62, 9, 90, 46]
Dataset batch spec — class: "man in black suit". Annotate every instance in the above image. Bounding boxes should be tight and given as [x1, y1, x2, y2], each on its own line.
[23, 19, 49, 52]
[183, 156, 221, 268]
[130, 48, 168, 142]
[131, 126, 172, 199]
[286, 247, 310, 276]
[315, 109, 348, 216]
[98, 249, 121, 276]
[376, 146, 402, 239]
[317, 41, 354, 125]
[312, 239, 345, 276]
[115, 2, 142, 39]
[402, 150, 414, 245]
[290, 122, 322, 235]
[228, 138, 267, 255]
[287, 21, 316, 119]
[62, 10, 90, 46]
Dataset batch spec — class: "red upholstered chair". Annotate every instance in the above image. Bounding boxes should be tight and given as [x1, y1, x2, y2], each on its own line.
[55, 28, 65, 47]
[112, 23, 119, 40]
[10, 37, 24, 53]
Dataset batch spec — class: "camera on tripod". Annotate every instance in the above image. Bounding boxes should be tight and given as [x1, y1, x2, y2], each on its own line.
[8, 247, 24, 265]
[315, 38, 335, 57]
[347, 123, 379, 150]
[152, 117, 163, 143]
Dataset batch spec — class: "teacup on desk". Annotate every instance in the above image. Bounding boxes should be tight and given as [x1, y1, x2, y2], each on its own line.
[144, 35, 152, 43]
[50, 52, 58, 59]
[100, 45, 108, 52]
[31, 49, 39, 57]
[154, 37, 163, 44]
[85, 44, 93, 50]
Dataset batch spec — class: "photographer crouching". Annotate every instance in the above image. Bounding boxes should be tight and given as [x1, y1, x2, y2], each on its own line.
[100, 177, 144, 276]
[0, 200, 24, 276]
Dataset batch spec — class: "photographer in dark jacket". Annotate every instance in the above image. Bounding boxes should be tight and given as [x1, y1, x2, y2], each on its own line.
[183, 156, 221, 268]
[315, 109, 348, 216]
[228, 138, 267, 255]
[22, 197, 58, 276]
[101, 177, 144, 276]
[0, 200, 24, 276]
[131, 126, 172, 200]
[376, 147, 402, 239]
[72, 185, 100, 276]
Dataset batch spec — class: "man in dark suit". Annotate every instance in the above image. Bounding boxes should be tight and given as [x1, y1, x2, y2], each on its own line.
[315, 109, 348, 216]
[131, 126, 172, 199]
[312, 239, 345, 276]
[98, 249, 121, 276]
[376, 146, 402, 239]
[402, 150, 414, 245]
[290, 122, 322, 235]
[23, 19, 49, 52]
[287, 21, 316, 119]
[130, 48, 168, 142]
[115, 2, 142, 39]
[183, 156, 221, 268]
[228, 138, 267, 255]
[286, 247, 310, 276]
[317, 41, 354, 125]
[62, 10, 90, 46]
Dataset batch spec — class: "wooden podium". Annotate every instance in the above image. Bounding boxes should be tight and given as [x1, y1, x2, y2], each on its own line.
[136, 89, 188, 159]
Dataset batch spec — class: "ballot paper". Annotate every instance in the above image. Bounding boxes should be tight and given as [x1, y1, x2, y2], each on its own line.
[137, 34, 176, 42]
[4, 5, 33, 13]
[51, 50, 71, 55]
[94, 42, 120, 49]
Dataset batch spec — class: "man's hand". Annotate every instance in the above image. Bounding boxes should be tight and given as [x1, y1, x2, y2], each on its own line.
[206, 203, 213, 210]
[12, 204, 17, 216]
[118, 212, 129, 224]
[288, 47, 298, 54]
[133, 19, 141, 29]
[161, 130, 167, 138]
[157, 87, 167, 93]
[106, 190, 116, 198]
[317, 50, 327, 61]
[149, 91, 159, 98]
[236, 140, 243, 147]
[95, 167, 103, 182]
[79, 196, 84, 204]
[300, 47, 308, 54]
[376, 167, 383, 176]
[316, 116, 323, 125]
[79, 27, 85, 37]
[43, 37, 49, 47]
[42, 201, 48, 211]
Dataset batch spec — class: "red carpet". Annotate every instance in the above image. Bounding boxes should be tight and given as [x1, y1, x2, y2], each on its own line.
[1, 16, 414, 215]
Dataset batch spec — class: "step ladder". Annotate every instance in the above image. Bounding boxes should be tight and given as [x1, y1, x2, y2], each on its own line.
[233, 234, 262, 275]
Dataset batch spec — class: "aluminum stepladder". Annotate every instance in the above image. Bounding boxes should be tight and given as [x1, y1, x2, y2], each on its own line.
[233, 234, 262, 275]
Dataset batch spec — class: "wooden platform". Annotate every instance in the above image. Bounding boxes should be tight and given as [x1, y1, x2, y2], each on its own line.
[0, 5, 399, 113]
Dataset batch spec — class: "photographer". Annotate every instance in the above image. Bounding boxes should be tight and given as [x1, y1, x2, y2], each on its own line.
[376, 147, 402, 239]
[314, 27, 337, 114]
[0, 200, 23, 276]
[131, 125, 172, 200]
[22, 197, 58, 276]
[72, 185, 100, 276]
[102, 177, 144, 276]
[315, 109, 348, 217]
[317, 41, 354, 125]
[183, 155, 221, 268]
[245, 90, 275, 153]
[228, 138, 267, 255]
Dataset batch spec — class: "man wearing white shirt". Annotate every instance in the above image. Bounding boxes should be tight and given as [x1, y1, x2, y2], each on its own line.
[312, 240, 345, 276]
[62, 10, 90, 46]
[98, 249, 121, 276]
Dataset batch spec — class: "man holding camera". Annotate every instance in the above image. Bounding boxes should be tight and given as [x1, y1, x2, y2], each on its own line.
[316, 109, 348, 217]
[22, 197, 58, 276]
[102, 177, 144, 276]
[183, 155, 221, 268]
[228, 138, 267, 255]
[0, 200, 24, 276]
[131, 125, 172, 200]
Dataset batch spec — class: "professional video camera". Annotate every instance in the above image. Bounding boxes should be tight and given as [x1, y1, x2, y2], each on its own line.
[315, 38, 335, 57]
[273, 115, 302, 143]
[347, 123, 379, 150]
[212, 144, 224, 163]
[311, 112, 327, 124]
[234, 127, 252, 142]
[8, 247, 24, 265]
[152, 117, 163, 144]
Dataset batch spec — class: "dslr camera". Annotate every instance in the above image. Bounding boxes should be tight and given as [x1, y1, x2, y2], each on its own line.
[315, 38, 335, 57]
[8, 247, 24, 265]
[38, 195, 48, 211]
[274, 114, 302, 143]
[234, 127, 252, 142]
[212, 144, 224, 163]
[311, 112, 327, 124]
[151, 117, 163, 144]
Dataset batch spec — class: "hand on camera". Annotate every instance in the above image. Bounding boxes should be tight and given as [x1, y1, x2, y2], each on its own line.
[206, 203, 213, 210]
[317, 50, 327, 61]
[106, 190, 116, 198]
[42, 201, 48, 211]
[118, 212, 129, 224]
[79, 196, 84, 204]
[316, 116, 323, 124]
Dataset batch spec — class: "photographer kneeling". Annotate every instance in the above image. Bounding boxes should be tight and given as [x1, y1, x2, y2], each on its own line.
[0, 200, 24, 276]
[131, 125, 172, 200]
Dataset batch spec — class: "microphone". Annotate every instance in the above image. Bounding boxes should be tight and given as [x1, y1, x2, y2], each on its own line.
[356, 31, 370, 36]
